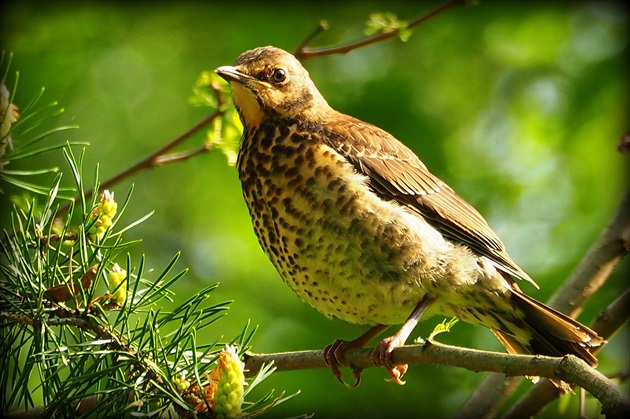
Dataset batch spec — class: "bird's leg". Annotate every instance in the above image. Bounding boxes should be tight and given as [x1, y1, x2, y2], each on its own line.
[324, 324, 389, 387]
[371, 295, 437, 385]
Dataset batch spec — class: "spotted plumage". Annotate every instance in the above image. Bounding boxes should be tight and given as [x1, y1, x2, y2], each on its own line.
[216, 46, 604, 387]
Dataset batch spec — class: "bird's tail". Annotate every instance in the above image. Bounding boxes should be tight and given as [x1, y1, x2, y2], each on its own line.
[492, 290, 605, 391]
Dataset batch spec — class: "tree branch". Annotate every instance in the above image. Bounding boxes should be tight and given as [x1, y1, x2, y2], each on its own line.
[455, 374, 522, 419]
[294, 0, 466, 60]
[152, 141, 214, 166]
[458, 288, 630, 419]
[83, 110, 220, 202]
[243, 341, 629, 416]
[548, 189, 630, 315]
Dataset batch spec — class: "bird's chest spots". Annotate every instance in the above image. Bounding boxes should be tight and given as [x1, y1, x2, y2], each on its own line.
[237, 124, 430, 324]
[238, 125, 358, 254]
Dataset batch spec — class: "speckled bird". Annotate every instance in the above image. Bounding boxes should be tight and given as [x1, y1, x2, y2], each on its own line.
[215, 46, 604, 387]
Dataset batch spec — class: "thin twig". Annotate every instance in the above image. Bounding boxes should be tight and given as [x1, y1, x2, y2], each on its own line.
[83, 110, 221, 203]
[153, 141, 215, 166]
[294, 0, 466, 60]
[60, 83, 226, 214]
[293, 20, 329, 55]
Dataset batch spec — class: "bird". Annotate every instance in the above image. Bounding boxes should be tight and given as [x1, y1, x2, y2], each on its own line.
[215, 46, 604, 388]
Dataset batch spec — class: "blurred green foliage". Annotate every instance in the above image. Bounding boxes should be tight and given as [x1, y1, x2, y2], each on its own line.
[1, 1, 628, 418]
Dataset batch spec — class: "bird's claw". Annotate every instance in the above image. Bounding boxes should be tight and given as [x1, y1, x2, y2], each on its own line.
[385, 364, 408, 385]
[324, 339, 362, 388]
[371, 336, 408, 385]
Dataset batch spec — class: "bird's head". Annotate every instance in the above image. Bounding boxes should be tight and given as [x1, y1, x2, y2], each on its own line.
[216, 46, 330, 127]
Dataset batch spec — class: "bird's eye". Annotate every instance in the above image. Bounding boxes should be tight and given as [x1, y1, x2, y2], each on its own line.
[271, 68, 287, 83]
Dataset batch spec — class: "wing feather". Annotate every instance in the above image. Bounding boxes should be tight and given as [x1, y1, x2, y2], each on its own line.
[324, 117, 536, 287]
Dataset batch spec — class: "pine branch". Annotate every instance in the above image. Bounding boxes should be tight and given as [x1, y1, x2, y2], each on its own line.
[0, 307, 127, 352]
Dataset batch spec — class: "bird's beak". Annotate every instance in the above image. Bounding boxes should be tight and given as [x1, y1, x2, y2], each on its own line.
[216, 66, 255, 85]
[215, 65, 269, 126]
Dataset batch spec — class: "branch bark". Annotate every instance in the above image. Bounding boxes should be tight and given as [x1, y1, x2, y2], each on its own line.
[294, 0, 466, 60]
[243, 341, 629, 417]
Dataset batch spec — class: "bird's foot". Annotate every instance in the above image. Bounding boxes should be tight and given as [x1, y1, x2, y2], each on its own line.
[323, 339, 364, 388]
[323, 324, 388, 387]
[371, 335, 408, 385]
[386, 364, 408, 385]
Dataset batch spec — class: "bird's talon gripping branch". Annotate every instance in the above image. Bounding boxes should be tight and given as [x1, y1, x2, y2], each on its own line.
[371, 336, 401, 367]
[323, 325, 389, 387]
[324, 340, 362, 388]
[371, 335, 409, 384]
[350, 367, 363, 388]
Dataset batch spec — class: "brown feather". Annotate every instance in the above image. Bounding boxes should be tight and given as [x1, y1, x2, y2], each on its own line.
[511, 290, 604, 366]
[324, 115, 538, 287]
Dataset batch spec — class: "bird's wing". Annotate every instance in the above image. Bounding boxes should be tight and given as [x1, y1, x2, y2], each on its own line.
[326, 118, 537, 287]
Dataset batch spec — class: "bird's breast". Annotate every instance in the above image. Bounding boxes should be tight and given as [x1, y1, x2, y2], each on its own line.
[237, 121, 451, 324]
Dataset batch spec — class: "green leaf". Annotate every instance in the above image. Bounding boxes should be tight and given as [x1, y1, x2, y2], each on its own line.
[364, 12, 413, 42]
[420, 318, 459, 343]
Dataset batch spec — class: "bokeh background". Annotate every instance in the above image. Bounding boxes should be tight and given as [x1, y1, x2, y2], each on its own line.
[1, 1, 628, 418]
